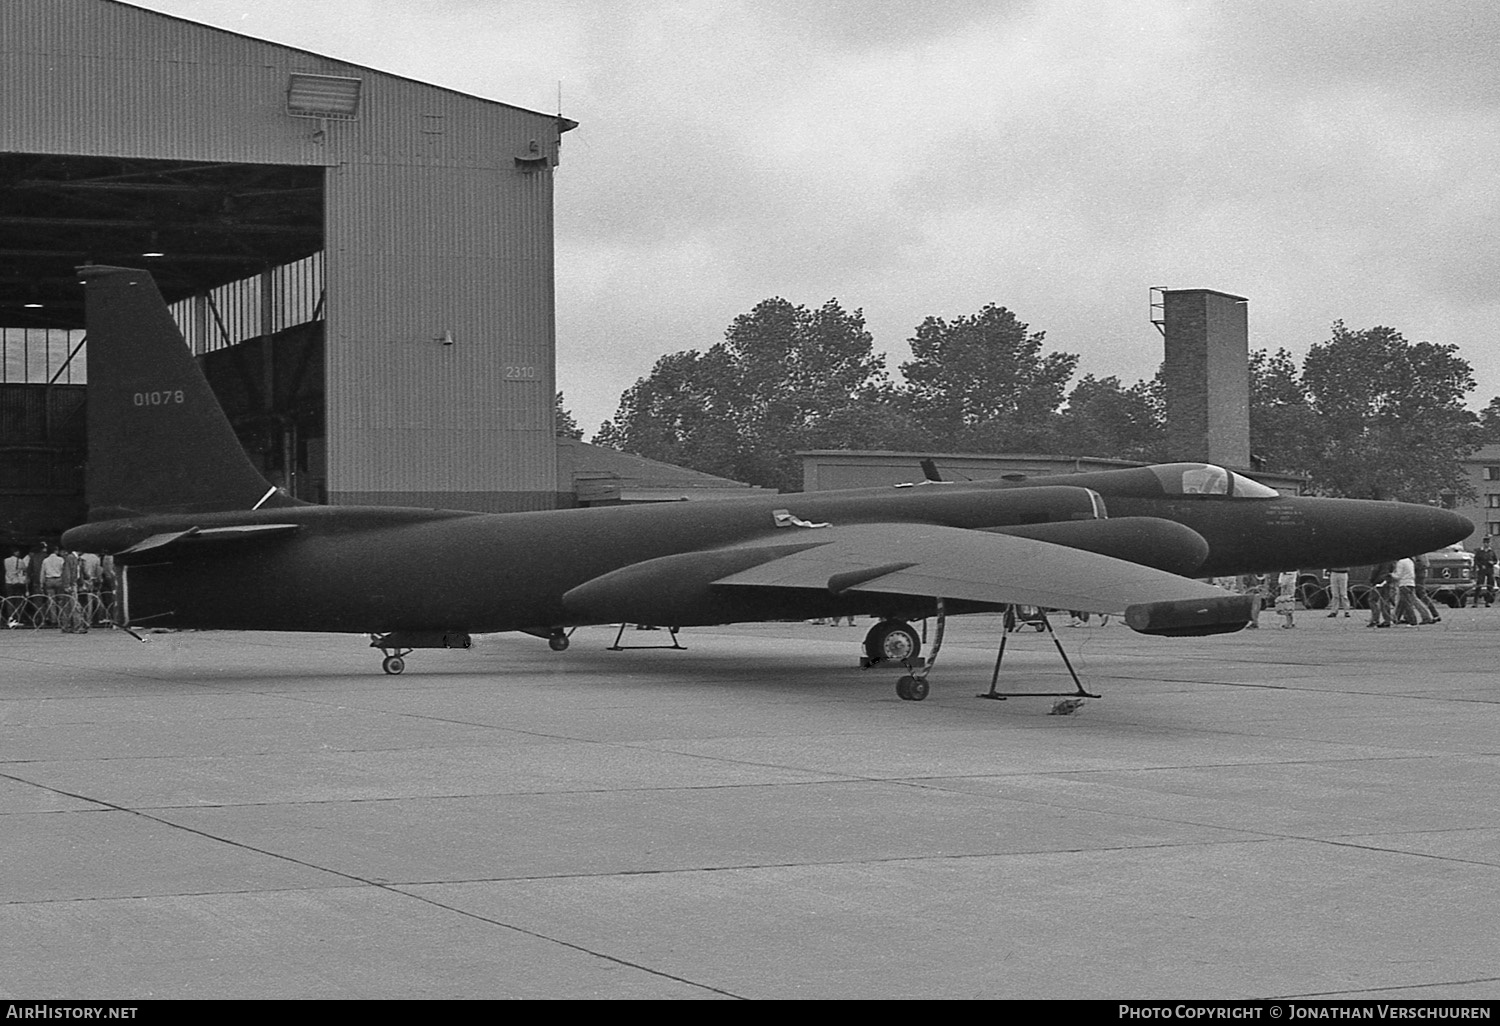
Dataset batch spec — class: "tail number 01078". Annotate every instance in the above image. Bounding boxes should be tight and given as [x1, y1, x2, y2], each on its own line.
[134, 390, 186, 406]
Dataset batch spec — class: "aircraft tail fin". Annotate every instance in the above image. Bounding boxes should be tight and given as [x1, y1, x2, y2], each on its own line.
[78, 265, 307, 520]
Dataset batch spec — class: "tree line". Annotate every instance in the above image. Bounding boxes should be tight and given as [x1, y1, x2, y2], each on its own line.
[557, 297, 1490, 501]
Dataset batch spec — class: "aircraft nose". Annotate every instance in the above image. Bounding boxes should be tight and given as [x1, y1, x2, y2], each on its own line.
[1289, 497, 1475, 570]
[1433, 506, 1478, 547]
[1400, 504, 1477, 551]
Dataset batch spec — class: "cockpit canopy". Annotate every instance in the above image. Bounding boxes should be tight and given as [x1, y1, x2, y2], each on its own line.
[1147, 463, 1280, 499]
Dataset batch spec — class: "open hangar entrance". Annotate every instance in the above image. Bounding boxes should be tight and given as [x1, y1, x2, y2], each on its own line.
[2, 0, 575, 548]
[0, 152, 328, 543]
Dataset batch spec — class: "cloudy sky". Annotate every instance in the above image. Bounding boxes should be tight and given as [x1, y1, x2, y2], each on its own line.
[122, 0, 1500, 436]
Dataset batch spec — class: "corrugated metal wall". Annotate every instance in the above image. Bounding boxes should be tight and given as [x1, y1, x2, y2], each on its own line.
[325, 162, 557, 504]
[2, 0, 566, 510]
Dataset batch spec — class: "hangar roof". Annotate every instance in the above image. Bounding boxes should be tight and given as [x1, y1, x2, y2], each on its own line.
[1, 0, 576, 330]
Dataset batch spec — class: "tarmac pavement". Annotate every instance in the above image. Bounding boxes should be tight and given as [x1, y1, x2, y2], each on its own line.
[1, 610, 1498, 999]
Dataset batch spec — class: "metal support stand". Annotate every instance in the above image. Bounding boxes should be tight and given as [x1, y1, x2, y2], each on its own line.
[608, 623, 687, 651]
[978, 609, 1099, 701]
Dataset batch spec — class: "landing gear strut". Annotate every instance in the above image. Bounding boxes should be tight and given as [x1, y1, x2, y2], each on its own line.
[368, 631, 472, 674]
[866, 603, 946, 702]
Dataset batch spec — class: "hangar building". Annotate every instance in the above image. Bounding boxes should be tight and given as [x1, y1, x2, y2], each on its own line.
[1, 0, 575, 543]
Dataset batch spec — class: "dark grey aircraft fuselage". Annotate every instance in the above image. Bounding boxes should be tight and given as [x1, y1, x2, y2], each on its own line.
[65, 473, 1470, 635]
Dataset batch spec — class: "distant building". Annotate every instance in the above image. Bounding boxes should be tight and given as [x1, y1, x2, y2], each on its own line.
[558, 439, 769, 507]
[1455, 443, 1500, 542]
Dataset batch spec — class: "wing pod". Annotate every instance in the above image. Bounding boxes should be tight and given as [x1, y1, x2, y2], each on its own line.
[1125, 595, 1256, 636]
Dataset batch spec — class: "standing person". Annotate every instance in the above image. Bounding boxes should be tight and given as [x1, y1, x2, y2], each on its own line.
[26, 542, 44, 598]
[1366, 561, 1395, 628]
[3, 546, 29, 627]
[76, 550, 102, 625]
[1474, 537, 1497, 608]
[58, 549, 88, 634]
[1412, 552, 1442, 624]
[100, 554, 117, 624]
[39, 545, 65, 625]
[1275, 569, 1298, 628]
[1324, 567, 1352, 618]
[1239, 573, 1267, 629]
[1391, 556, 1432, 626]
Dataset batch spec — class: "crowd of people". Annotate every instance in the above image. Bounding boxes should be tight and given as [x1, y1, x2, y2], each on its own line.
[1221, 537, 1498, 630]
[2, 543, 115, 632]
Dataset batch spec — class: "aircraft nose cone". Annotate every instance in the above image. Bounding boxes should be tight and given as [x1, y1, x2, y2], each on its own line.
[1290, 497, 1475, 570]
[1431, 506, 1477, 547]
[1368, 502, 1474, 555]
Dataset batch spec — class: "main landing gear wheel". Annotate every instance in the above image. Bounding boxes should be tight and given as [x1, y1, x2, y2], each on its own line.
[382, 655, 405, 675]
[896, 675, 930, 701]
[548, 631, 570, 652]
[864, 620, 921, 666]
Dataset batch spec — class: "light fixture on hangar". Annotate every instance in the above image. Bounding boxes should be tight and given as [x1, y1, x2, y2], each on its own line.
[286, 73, 364, 143]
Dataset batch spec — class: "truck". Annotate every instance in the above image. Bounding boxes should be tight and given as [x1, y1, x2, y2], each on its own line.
[1297, 544, 1475, 609]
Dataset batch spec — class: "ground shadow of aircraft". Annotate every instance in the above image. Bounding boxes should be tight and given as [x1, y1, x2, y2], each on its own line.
[62, 266, 1472, 700]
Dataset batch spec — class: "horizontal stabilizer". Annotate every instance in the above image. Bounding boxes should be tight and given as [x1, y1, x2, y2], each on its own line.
[116, 523, 301, 563]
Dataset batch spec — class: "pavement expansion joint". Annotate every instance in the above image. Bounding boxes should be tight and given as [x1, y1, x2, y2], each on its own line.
[387, 887, 748, 1000]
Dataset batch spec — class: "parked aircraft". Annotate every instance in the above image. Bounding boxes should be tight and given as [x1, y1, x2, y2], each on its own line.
[61, 267, 1472, 699]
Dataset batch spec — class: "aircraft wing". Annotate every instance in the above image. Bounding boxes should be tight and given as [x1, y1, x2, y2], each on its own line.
[563, 521, 1251, 635]
[712, 522, 1228, 615]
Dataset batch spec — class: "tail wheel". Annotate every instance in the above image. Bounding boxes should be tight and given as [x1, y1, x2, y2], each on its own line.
[896, 675, 930, 701]
[864, 620, 920, 666]
[382, 655, 405, 675]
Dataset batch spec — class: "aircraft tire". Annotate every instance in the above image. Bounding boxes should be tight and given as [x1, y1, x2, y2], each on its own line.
[548, 633, 569, 652]
[896, 676, 914, 700]
[865, 620, 920, 666]
[382, 655, 405, 675]
[908, 677, 930, 702]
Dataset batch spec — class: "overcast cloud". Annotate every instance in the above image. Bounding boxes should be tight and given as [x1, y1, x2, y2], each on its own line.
[122, 0, 1500, 436]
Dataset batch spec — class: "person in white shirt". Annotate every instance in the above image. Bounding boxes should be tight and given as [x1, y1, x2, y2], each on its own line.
[1392, 556, 1433, 625]
[3, 547, 29, 628]
[39, 547, 66, 625]
[3, 547, 27, 598]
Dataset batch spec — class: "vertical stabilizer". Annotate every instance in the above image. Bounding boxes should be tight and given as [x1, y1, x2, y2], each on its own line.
[79, 265, 299, 519]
